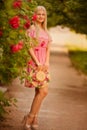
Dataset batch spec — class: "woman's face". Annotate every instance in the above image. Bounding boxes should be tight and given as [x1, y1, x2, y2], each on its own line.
[36, 9, 46, 24]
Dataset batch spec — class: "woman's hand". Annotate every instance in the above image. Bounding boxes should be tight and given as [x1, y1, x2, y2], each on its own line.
[41, 65, 49, 72]
[37, 65, 47, 72]
[37, 65, 43, 71]
[43, 65, 49, 72]
[37, 62, 49, 72]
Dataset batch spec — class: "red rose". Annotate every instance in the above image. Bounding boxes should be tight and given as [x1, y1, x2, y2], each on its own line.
[32, 14, 37, 21]
[23, 15, 29, 20]
[28, 60, 33, 65]
[11, 44, 19, 53]
[9, 16, 20, 29]
[11, 41, 23, 53]
[24, 20, 30, 29]
[0, 29, 3, 37]
[13, 0, 22, 8]
[18, 41, 23, 49]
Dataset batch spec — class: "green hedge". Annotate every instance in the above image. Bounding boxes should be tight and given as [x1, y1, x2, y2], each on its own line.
[69, 50, 87, 74]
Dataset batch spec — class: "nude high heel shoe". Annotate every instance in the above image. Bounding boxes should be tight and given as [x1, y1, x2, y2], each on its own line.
[31, 115, 38, 130]
[22, 114, 34, 130]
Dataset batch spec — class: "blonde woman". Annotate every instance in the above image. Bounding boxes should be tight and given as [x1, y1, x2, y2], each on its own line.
[23, 6, 52, 130]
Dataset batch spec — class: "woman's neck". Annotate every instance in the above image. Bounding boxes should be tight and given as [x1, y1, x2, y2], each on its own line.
[36, 22, 43, 30]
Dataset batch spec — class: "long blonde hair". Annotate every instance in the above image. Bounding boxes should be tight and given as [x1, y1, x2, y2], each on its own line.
[34, 6, 48, 31]
[31, 6, 51, 43]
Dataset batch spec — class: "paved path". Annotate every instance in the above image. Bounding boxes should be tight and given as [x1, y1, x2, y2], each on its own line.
[0, 50, 87, 130]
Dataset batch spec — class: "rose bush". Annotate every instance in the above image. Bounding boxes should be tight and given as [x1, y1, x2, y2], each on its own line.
[0, 0, 37, 84]
[9, 16, 20, 29]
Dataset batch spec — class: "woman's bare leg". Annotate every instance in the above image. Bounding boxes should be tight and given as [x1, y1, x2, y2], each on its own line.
[28, 85, 48, 127]
[29, 85, 48, 115]
[25, 85, 48, 127]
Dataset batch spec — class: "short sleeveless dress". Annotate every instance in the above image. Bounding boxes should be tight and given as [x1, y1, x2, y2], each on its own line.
[25, 27, 52, 88]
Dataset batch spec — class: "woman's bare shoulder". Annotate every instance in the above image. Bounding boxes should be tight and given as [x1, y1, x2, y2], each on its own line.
[30, 24, 36, 30]
[27, 25, 36, 33]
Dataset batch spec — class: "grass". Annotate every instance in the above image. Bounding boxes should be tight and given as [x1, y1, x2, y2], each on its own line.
[68, 46, 87, 75]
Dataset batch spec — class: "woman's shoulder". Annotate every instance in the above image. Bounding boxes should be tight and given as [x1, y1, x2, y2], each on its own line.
[27, 25, 36, 32]
[29, 24, 36, 31]
[27, 25, 36, 38]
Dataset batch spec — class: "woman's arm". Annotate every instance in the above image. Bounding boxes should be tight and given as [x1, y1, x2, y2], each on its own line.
[26, 26, 41, 66]
[45, 33, 52, 67]
[45, 42, 51, 67]
[29, 48, 41, 66]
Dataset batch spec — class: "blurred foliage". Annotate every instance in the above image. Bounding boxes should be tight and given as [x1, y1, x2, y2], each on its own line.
[37, 0, 87, 34]
[0, 90, 17, 119]
[0, 0, 37, 84]
[69, 50, 87, 74]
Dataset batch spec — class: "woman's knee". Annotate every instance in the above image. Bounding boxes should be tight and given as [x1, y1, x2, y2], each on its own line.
[43, 89, 48, 96]
[39, 87, 48, 97]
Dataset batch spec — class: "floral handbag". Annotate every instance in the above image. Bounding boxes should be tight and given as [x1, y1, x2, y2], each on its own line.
[25, 62, 50, 88]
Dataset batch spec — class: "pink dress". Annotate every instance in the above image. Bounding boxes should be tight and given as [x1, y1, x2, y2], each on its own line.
[25, 27, 51, 88]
